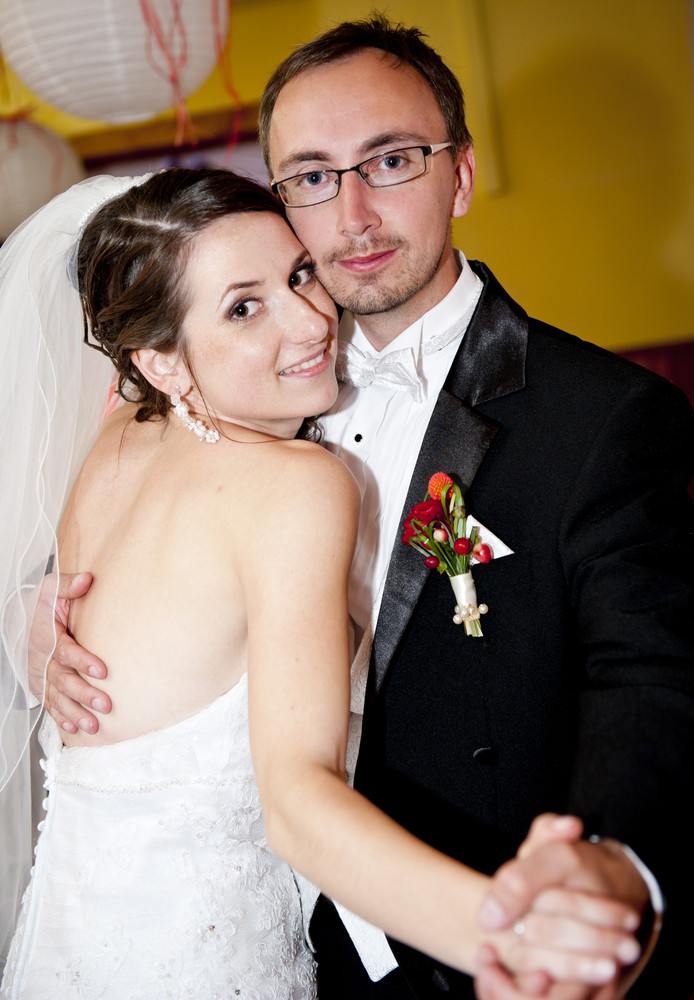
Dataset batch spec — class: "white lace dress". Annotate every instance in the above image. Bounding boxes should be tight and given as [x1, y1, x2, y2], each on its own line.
[1, 673, 316, 1000]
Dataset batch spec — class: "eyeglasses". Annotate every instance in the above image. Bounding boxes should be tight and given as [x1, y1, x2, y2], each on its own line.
[271, 142, 453, 208]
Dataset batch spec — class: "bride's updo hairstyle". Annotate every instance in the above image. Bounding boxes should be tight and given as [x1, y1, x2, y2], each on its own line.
[77, 167, 286, 425]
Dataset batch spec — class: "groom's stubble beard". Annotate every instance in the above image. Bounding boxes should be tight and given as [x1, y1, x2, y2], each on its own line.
[314, 232, 447, 318]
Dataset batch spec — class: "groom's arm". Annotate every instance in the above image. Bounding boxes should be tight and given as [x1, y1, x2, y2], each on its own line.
[558, 378, 694, 996]
[29, 571, 111, 734]
[475, 370, 694, 999]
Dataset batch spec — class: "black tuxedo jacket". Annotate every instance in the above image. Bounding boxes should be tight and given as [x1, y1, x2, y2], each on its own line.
[311, 263, 694, 999]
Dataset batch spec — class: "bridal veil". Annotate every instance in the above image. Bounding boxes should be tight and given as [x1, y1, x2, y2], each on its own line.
[0, 173, 150, 964]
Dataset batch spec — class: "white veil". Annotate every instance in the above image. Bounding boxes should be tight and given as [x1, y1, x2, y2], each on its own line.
[0, 173, 151, 966]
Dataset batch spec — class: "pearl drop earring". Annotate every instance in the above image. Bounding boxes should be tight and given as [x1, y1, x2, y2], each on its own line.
[170, 387, 220, 444]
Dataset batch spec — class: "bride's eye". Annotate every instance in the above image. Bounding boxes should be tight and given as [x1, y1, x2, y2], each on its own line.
[229, 298, 261, 321]
[288, 264, 316, 290]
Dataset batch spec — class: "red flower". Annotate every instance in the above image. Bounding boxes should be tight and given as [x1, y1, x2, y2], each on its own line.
[407, 499, 443, 527]
[402, 522, 418, 544]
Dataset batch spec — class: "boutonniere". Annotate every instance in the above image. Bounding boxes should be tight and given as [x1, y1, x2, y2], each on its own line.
[402, 472, 491, 636]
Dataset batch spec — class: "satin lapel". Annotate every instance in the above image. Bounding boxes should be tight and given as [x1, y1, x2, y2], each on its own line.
[371, 392, 499, 692]
[370, 262, 529, 695]
[446, 261, 529, 407]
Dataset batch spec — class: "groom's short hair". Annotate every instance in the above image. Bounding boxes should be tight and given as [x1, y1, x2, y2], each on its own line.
[258, 13, 473, 173]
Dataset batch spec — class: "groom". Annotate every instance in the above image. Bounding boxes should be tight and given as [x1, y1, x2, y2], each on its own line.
[256, 17, 694, 999]
[40, 15, 694, 1000]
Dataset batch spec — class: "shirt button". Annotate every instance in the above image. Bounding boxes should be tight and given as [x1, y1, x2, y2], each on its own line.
[354, 433, 363, 442]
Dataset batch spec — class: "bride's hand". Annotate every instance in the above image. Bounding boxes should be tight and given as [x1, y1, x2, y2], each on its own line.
[481, 885, 639, 990]
[28, 571, 111, 734]
[475, 815, 642, 997]
[475, 942, 621, 1000]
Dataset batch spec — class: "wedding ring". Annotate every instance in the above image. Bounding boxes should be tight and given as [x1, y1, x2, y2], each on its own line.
[513, 919, 526, 938]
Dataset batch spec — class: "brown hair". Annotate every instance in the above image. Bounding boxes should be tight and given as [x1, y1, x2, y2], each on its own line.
[77, 168, 323, 438]
[258, 13, 472, 176]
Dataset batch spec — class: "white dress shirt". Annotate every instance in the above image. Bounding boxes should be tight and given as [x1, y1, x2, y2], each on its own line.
[321, 252, 483, 714]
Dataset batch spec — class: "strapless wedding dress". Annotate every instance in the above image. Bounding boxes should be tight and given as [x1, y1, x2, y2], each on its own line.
[1, 673, 316, 999]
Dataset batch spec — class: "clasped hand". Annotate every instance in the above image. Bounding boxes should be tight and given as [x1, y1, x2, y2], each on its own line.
[475, 815, 647, 999]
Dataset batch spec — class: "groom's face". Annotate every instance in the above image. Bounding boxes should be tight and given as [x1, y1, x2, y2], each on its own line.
[268, 49, 474, 328]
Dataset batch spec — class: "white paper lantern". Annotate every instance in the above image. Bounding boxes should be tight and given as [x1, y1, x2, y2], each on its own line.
[0, 0, 229, 125]
[0, 118, 86, 241]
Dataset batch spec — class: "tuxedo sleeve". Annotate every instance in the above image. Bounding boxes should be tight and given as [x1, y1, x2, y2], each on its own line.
[560, 373, 694, 995]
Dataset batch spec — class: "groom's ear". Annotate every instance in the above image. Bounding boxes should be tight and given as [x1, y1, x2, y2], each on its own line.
[131, 348, 186, 395]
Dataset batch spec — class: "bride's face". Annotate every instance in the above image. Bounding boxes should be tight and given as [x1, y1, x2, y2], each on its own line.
[180, 211, 338, 439]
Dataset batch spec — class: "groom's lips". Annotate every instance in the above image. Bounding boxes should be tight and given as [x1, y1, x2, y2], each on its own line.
[336, 249, 398, 273]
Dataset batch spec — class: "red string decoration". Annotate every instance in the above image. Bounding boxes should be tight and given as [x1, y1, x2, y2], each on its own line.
[211, 0, 243, 159]
[139, 0, 195, 146]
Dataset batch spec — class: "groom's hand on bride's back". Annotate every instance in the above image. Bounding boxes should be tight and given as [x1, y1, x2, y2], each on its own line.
[28, 571, 111, 735]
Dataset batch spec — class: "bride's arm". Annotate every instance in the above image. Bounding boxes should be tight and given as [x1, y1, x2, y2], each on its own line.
[242, 446, 637, 985]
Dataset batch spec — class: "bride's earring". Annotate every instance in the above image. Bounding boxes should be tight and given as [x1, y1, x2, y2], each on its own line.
[170, 387, 220, 444]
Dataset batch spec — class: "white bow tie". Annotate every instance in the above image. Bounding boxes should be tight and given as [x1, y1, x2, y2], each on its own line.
[335, 343, 424, 402]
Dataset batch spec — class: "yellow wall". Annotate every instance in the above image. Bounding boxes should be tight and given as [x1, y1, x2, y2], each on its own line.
[2, 0, 693, 351]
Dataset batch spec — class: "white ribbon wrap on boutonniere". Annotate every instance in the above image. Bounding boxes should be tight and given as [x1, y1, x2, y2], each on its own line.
[450, 572, 488, 635]
[402, 472, 512, 638]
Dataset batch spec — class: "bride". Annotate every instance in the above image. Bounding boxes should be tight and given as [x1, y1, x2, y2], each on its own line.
[0, 169, 638, 998]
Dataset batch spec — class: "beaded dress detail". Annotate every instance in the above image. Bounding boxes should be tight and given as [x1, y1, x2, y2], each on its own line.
[2, 674, 316, 999]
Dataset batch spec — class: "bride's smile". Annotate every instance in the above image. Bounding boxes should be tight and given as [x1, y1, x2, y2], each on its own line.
[173, 211, 338, 440]
[279, 346, 331, 376]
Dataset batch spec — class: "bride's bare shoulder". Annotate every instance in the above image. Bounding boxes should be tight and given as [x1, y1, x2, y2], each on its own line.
[233, 439, 358, 582]
[254, 438, 357, 507]
[225, 438, 359, 555]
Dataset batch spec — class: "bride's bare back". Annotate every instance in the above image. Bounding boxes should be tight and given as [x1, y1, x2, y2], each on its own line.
[58, 403, 320, 746]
